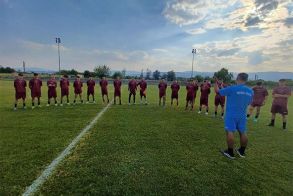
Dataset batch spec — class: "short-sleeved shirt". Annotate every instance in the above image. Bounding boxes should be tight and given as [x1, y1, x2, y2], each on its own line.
[128, 80, 137, 92]
[138, 80, 147, 91]
[29, 78, 42, 93]
[252, 86, 268, 104]
[272, 86, 291, 107]
[171, 83, 180, 93]
[47, 79, 57, 90]
[87, 80, 96, 91]
[186, 84, 196, 96]
[158, 82, 167, 93]
[60, 78, 69, 90]
[200, 84, 211, 98]
[73, 80, 83, 91]
[99, 79, 108, 90]
[114, 80, 122, 91]
[219, 84, 254, 118]
[14, 79, 27, 93]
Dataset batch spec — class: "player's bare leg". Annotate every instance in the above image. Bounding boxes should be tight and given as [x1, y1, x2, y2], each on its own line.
[22, 98, 26, 109]
[73, 94, 78, 104]
[214, 105, 218, 117]
[14, 99, 18, 110]
[282, 115, 287, 130]
[128, 93, 131, 105]
[133, 94, 136, 104]
[176, 99, 179, 107]
[171, 98, 174, 106]
[247, 106, 254, 119]
[221, 132, 235, 159]
[31, 98, 35, 109]
[163, 96, 166, 107]
[190, 100, 194, 111]
[220, 105, 224, 118]
[119, 96, 122, 105]
[236, 132, 248, 157]
[268, 113, 276, 127]
[79, 94, 83, 103]
[159, 97, 161, 106]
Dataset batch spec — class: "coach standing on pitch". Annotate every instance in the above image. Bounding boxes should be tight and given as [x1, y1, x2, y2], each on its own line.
[215, 73, 253, 159]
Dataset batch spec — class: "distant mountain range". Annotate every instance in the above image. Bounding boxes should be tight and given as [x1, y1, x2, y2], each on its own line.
[8, 66, 293, 81]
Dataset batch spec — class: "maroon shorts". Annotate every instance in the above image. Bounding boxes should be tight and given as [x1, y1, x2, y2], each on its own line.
[74, 89, 82, 95]
[171, 92, 178, 99]
[200, 97, 209, 106]
[271, 104, 288, 115]
[140, 90, 146, 97]
[31, 91, 41, 98]
[114, 90, 121, 97]
[186, 94, 194, 102]
[48, 90, 57, 99]
[159, 92, 166, 98]
[215, 95, 225, 106]
[101, 89, 108, 96]
[61, 89, 69, 97]
[15, 92, 26, 100]
[87, 90, 94, 96]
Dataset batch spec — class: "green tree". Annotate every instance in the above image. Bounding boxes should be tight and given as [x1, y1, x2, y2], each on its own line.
[153, 70, 160, 80]
[83, 70, 91, 78]
[94, 65, 111, 78]
[167, 70, 176, 81]
[112, 71, 123, 79]
[213, 68, 233, 83]
[194, 75, 204, 82]
[0, 66, 15, 73]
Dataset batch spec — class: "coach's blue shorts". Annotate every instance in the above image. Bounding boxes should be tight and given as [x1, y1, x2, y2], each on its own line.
[224, 116, 247, 133]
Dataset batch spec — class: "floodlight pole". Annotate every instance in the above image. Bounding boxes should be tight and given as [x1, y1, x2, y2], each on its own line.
[191, 49, 196, 78]
[56, 37, 61, 73]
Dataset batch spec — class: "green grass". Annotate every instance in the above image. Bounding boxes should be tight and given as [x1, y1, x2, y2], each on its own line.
[0, 80, 292, 195]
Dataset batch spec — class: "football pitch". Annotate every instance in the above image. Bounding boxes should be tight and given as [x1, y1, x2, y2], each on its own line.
[0, 80, 292, 195]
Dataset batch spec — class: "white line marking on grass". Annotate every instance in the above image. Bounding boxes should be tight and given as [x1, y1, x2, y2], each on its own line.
[23, 101, 113, 196]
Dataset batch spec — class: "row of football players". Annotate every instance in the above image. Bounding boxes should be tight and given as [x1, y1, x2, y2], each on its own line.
[14, 72, 271, 120]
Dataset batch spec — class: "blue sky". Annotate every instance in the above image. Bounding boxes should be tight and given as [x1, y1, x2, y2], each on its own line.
[0, 0, 292, 72]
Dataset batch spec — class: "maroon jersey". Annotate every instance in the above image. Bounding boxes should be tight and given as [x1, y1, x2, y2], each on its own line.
[99, 79, 108, 90]
[47, 79, 57, 98]
[171, 83, 180, 94]
[186, 84, 196, 97]
[200, 83, 211, 98]
[272, 86, 291, 107]
[215, 81, 226, 106]
[251, 86, 268, 106]
[158, 82, 167, 97]
[128, 80, 137, 93]
[87, 79, 95, 94]
[14, 78, 27, 93]
[60, 78, 69, 90]
[29, 78, 42, 98]
[73, 80, 83, 94]
[138, 80, 147, 91]
[114, 79, 122, 91]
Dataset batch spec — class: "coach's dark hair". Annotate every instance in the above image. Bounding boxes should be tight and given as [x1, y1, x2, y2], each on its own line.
[237, 73, 248, 82]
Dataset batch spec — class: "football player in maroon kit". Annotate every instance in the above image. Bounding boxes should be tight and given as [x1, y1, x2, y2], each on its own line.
[60, 74, 70, 106]
[158, 79, 167, 107]
[247, 81, 268, 122]
[268, 79, 291, 130]
[14, 73, 27, 110]
[86, 75, 96, 104]
[99, 76, 109, 104]
[214, 78, 226, 118]
[138, 78, 148, 105]
[29, 73, 42, 109]
[128, 78, 137, 105]
[113, 76, 122, 105]
[198, 80, 211, 115]
[47, 74, 58, 106]
[171, 80, 180, 107]
[73, 75, 84, 104]
[185, 80, 198, 110]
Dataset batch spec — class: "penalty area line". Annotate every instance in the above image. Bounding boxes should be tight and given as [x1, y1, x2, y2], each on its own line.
[22, 100, 113, 196]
